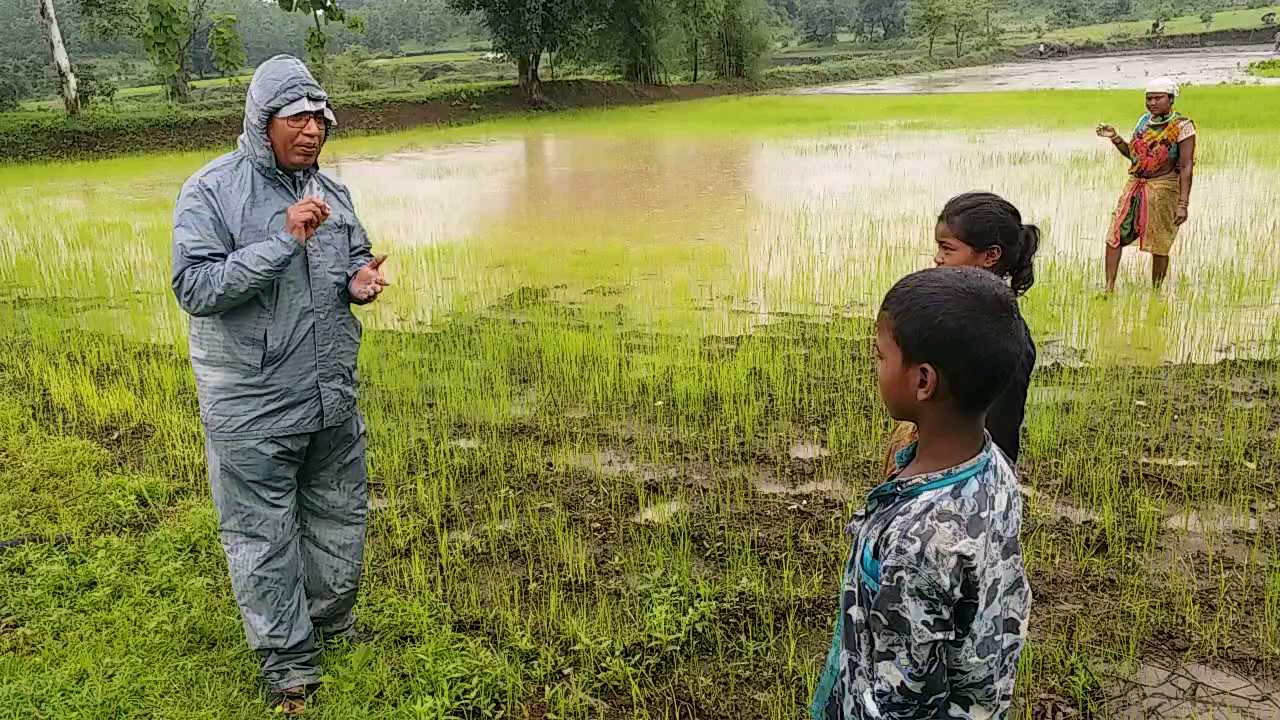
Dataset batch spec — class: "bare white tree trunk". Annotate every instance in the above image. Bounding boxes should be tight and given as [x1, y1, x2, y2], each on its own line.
[38, 0, 80, 115]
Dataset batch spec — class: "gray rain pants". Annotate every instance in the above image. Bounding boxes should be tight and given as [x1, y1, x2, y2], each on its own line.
[206, 413, 368, 690]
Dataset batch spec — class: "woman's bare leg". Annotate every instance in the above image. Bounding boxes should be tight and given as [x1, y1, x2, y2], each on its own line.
[1152, 255, 1170, 288]
[1105, 245, 1123, 293]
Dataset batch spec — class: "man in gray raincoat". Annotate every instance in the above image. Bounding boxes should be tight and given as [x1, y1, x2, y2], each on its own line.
[171, 55, 387, 714]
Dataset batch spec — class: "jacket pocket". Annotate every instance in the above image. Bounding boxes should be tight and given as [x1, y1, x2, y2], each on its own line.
[190, 300, 267, 370]
[311, 217, 352, 295]
[260, 283, 281, 371]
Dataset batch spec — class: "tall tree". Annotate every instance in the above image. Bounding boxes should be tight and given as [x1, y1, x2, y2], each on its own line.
[676, 0, 724, 81]
[859, 0, 907, 39]
[1046, 0, 1088, 29]
[208, 13, 246, 79]
[141, 0, 203, 101]
[949, 0, 980, 57]
[275, 0, 364, 81]
[448, 0, 595, 101]
[38, 0, 80, 113]
[78, 0, 212, 102]
[611, 0, 669, 84]
[1095, 0, 1131, 22]
[907, 0, 947, 57]
[711, 0, 771, 79]
[800, 0, 853, 45]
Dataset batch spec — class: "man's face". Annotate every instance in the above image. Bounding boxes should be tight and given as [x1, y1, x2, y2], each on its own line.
[1145, 92, 1174, 116]
[268, 111, 326, 171]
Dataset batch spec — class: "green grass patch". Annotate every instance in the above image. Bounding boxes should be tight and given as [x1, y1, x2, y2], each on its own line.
[1008, 4, 1280, 44]
[372, 51, 488, 66]
[1250, 58, 1280, 78]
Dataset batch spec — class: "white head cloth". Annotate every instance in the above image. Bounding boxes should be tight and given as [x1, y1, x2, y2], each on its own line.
[275, 96, 338, 125]
[1145, 77, 1179, 97]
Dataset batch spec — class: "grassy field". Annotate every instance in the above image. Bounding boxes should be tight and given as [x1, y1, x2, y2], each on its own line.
[1007, 4, 1280, 44]
[1, 87, 1278, 719]
[19, 75, 253, 111]
[114, 75, 252, 99]
[371, 51, 488, 66]
[780, 4, 1280, 58]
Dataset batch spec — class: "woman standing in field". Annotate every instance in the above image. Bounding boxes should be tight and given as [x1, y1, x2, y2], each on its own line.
[1096, 77, 1196, 292]
[881, 192, 1040, 475]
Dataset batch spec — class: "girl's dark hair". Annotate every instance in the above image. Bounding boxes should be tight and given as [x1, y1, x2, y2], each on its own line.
[938, 192, 1041, 297]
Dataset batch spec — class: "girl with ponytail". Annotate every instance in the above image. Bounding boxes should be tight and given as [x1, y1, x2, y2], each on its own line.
[882, 192, 1041, 474]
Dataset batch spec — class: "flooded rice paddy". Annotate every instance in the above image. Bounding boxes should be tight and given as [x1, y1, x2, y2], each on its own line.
[1, 89, 1277, 718]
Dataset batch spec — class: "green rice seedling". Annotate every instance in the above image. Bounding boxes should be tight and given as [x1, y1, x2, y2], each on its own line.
[1, 86, 1277, 718]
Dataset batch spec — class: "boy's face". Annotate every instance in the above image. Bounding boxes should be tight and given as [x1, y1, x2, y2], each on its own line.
[875, 315, 936, 421]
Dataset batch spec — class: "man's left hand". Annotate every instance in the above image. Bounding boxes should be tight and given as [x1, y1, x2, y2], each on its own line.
[349, 255, 389, 304]
[1175, 207, 1189, 226]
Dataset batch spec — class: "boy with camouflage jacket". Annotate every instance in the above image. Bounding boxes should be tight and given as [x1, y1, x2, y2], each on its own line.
[812, 268, 1032, 720]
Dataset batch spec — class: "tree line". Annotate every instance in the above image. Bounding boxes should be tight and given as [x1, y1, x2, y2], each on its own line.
[14, 0, 782, 110]
[5, 0, 485, 111]
[10, 0, 1261, 113]
[450, 0, 778, 98]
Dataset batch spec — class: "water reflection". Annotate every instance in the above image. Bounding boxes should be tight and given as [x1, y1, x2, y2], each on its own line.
[327, 128, 1277, 363]
[3, 124, 1277, 364]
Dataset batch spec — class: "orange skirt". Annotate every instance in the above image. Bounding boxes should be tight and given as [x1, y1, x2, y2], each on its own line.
[1107, 174, 1182, 256]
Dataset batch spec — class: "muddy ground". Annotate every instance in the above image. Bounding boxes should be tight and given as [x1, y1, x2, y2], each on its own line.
[1, 311, 1277, 718]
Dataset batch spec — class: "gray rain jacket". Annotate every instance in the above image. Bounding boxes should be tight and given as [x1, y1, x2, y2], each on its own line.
[172, 55, 374, 440]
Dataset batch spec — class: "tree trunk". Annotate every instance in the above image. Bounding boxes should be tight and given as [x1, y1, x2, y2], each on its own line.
[692, 36, 699, 82]
[517, 52, 543, 103]
[37, 0, 79, 115]
[168, 73, 192, 103]
[955, 28, 963, 58]
[928, 35, 935, 58]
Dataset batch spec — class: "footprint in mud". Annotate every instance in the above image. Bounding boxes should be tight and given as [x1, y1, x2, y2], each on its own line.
[1022, 486, 1101, 525]
[1105, 661, 1280, 720]
[787, 442, 831, 461]
[1155, 503, 1277, 571]
[1164, 508, 1261, 534]
[631, 499, 687, 526]
[1036, 339, 1088, 369]
[1028, 386, 1080, 406]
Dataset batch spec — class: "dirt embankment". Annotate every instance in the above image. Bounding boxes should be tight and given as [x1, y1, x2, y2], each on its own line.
[1, 80, 745, 164]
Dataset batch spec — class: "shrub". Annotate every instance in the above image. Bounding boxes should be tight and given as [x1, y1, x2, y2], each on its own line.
[75, 64, 119, 108]
[1249, 59, 1280, 78]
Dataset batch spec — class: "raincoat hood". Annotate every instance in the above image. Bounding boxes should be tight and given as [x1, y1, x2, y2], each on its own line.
[238, 55, 330, 172]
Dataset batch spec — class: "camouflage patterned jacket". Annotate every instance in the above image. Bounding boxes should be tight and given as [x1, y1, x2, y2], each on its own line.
[811, 438, 1030, 720]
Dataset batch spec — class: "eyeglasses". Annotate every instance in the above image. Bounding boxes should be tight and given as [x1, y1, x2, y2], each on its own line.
[283, 111, 328, 130]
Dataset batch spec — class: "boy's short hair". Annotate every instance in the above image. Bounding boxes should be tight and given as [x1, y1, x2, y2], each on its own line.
[879, 267, 1028, 413]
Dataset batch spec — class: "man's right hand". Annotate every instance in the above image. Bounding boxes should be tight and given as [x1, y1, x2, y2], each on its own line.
[1096, 124, 1118, 140]
[285, 198, 331, 244]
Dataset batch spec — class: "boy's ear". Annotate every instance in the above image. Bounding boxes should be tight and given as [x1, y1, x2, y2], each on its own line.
[916, 362, 939, 402]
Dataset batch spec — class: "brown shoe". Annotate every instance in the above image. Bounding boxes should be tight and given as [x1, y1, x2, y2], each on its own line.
[323, 625, 375, 647]
[268, 685, 313, 716]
